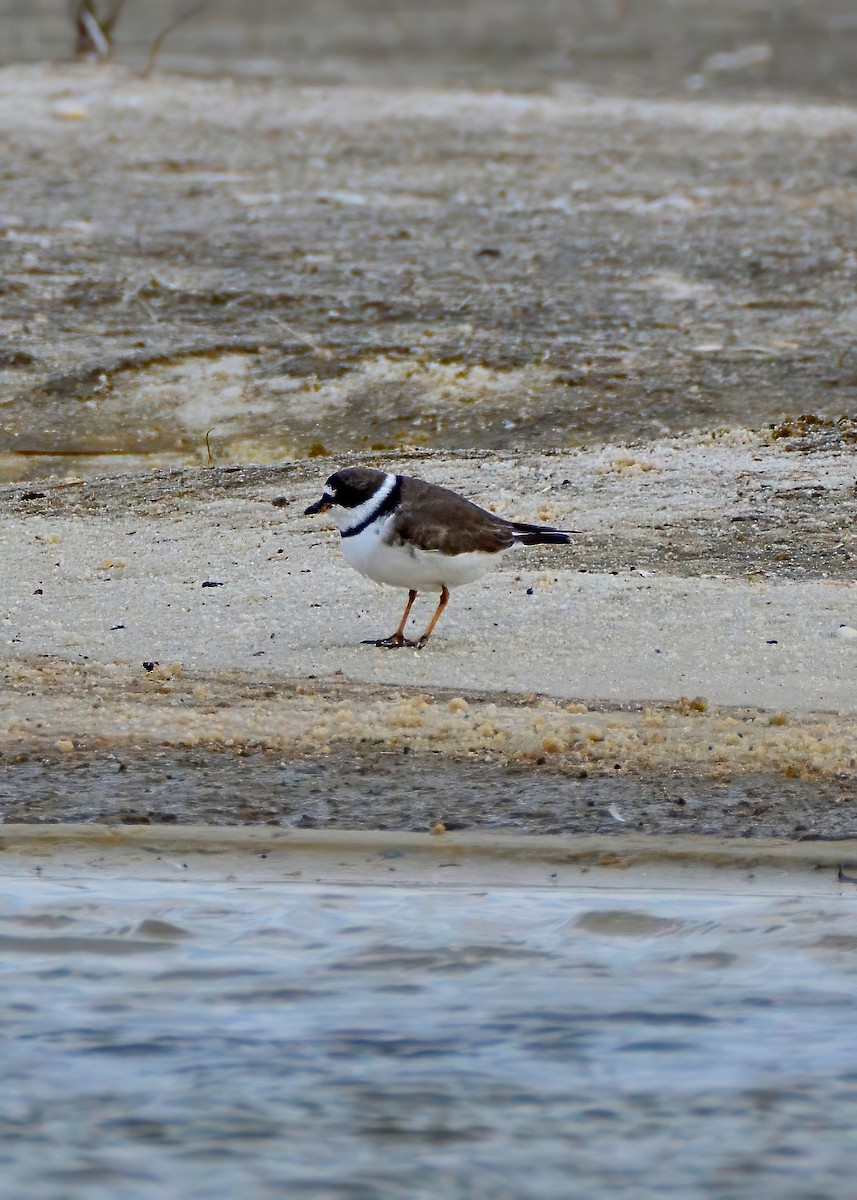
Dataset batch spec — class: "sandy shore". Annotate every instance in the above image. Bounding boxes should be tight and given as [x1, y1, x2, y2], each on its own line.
[0, 63, 854, 834]
[2, 433, 855, 835]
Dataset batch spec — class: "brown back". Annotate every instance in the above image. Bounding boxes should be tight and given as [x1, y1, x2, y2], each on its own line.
[390, 476, 516, 555]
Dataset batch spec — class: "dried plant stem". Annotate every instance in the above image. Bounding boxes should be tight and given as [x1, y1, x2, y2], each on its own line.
[142, 2, 210, 78]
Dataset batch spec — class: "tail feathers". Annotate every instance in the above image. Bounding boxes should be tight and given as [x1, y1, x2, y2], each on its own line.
[511, 522, 578, 546]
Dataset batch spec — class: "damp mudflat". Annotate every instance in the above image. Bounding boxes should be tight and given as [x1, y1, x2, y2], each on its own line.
[2, 57, 857, 483]
[1, 861, 856, 1200]
[2, 749, 856, 842]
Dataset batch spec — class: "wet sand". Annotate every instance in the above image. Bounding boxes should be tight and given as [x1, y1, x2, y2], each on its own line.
[1, 823, 856, 891]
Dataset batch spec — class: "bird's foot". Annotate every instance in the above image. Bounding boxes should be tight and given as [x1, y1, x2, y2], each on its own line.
[361, 634, 418, 649]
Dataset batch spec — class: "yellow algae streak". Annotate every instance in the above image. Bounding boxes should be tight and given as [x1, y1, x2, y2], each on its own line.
[2, 656, 855, 783]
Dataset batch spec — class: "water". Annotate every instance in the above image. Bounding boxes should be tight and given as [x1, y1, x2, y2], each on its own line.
[2, 873, 856, 1198]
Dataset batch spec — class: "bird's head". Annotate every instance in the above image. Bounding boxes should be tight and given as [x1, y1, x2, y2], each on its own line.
[304, 467, 388, 516]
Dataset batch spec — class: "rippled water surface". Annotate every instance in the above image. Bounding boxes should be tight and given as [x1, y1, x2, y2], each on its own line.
[2, 876, 856, 1198]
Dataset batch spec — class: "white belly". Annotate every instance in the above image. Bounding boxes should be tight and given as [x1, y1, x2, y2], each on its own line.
[340, 518, 502, 590]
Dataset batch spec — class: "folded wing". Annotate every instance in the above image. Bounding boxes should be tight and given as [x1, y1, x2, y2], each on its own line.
[390, 477, 572, 555]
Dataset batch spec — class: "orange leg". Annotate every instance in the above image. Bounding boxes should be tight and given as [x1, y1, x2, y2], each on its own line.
[415, 586, 449, 649]
[363, 589, 418, 648]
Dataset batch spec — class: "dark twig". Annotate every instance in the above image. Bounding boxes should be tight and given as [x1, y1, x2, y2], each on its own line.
[71, 0, 125, 61]
[141, 2, 210, 78]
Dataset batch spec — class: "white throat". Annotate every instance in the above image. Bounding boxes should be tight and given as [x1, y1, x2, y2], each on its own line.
[336, 472, 398, 535]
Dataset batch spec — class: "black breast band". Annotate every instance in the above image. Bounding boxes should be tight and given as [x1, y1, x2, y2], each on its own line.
[340, 476, 403, 538]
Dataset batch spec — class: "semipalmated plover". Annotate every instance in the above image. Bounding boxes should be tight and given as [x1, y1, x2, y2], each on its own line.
[305, 467, 575, 648]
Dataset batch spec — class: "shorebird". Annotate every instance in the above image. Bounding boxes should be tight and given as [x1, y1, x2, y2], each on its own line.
[305, 466, 574, 647]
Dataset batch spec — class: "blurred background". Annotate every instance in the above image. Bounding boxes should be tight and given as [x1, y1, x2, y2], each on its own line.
[2, 0, 857, 96]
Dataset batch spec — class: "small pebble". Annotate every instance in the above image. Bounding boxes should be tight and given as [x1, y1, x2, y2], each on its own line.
[52, 100, 89, 121]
